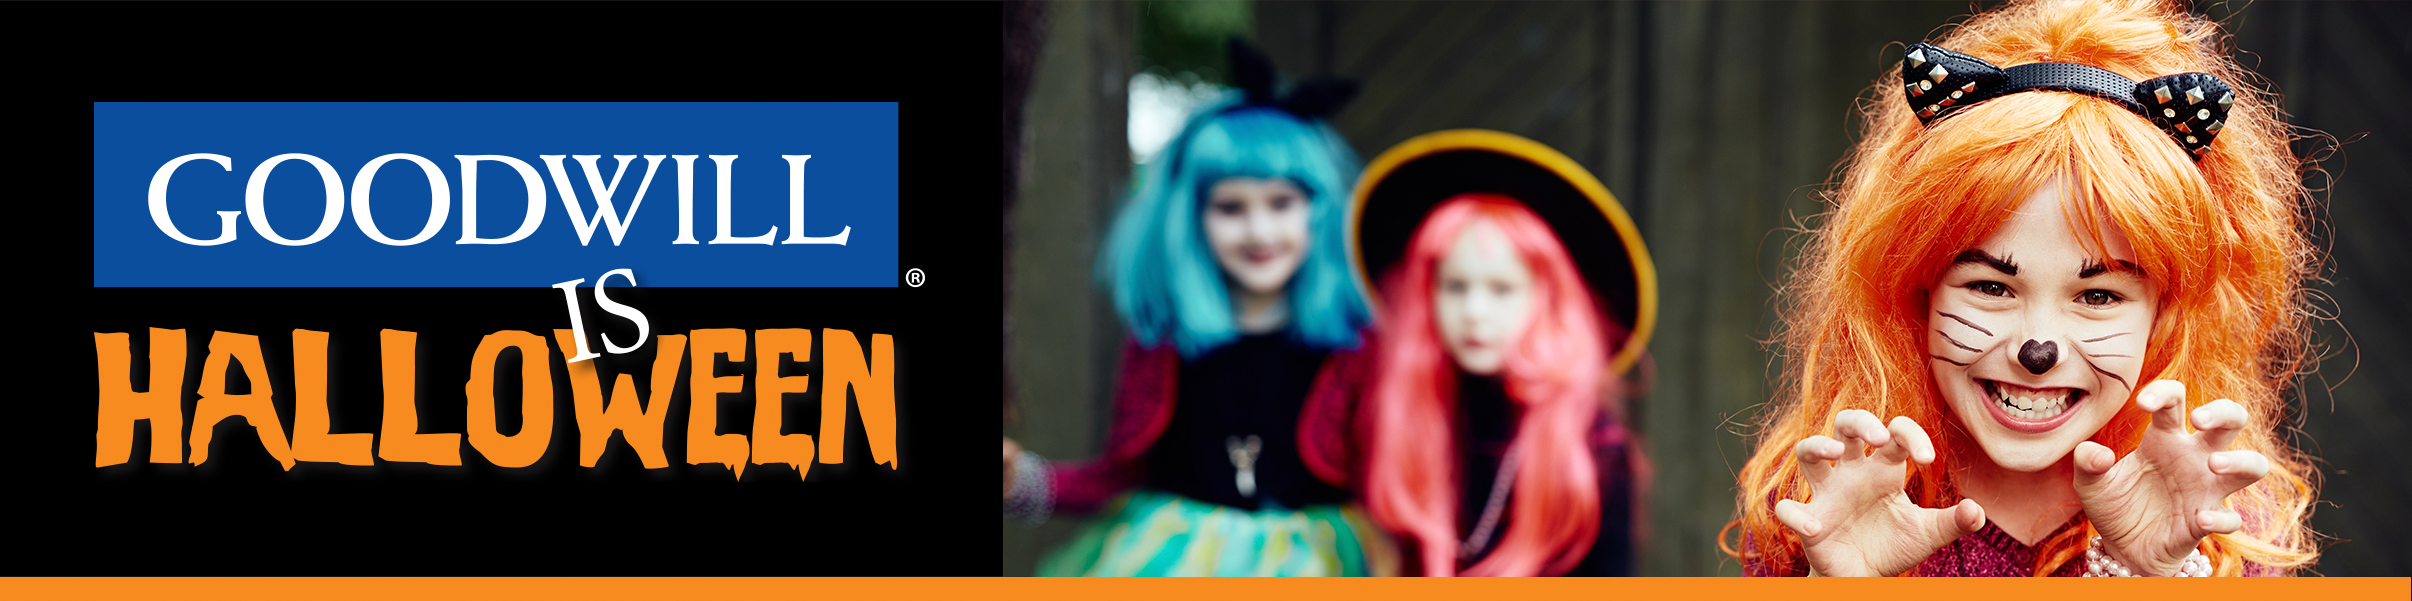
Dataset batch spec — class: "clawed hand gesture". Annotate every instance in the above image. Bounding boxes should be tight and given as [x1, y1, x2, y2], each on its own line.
[2075, 380, 2269, 577]
[1776, 410, 1986, 577]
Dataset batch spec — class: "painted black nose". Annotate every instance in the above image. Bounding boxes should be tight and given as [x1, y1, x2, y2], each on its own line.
[2018, 340, 2058, 374]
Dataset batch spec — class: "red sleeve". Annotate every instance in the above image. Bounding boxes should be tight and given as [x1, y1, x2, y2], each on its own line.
[1048, 455, 1145, 516]
[1298, 344, 1371, 489]
[1047, 339, 1180, 515]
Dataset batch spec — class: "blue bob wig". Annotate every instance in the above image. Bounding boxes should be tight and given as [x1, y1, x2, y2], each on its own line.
[1098, 98, 1370, 358]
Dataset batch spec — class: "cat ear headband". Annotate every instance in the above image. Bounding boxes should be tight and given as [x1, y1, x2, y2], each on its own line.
[1152, 38, 1358, 182]
[1901, 43, 2232, 159]
[1228, 37, 1357, 119]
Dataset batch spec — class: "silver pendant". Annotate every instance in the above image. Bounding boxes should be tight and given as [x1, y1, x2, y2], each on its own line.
[1226, 435, 1262, 498]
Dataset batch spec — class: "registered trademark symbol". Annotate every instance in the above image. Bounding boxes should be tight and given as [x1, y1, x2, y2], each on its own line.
[906, 268, 925, 287]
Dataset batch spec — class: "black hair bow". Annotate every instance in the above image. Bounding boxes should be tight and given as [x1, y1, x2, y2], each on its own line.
[1901, 43, 2232, 159]
[1228, 37, 1358, 120]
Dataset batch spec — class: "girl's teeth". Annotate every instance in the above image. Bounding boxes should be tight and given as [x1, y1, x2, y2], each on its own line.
[1994, 386, 2073, 420]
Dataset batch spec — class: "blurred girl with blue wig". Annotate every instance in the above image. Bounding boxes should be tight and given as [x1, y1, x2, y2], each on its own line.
[1003, 40, 1390, 576]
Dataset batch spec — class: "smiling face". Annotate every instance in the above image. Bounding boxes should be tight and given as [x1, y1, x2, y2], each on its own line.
[1202, 177, 1312, 296]
[1925, 179, 2157, 472]
[1433, 220, 1538, 376]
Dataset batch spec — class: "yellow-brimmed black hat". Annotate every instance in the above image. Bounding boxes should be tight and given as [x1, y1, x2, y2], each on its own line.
[1348, 130, 1657, 374]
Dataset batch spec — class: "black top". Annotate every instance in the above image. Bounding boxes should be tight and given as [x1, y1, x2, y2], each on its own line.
[1455, 372, 1636, 576]
[1145, 332, 1349, 510]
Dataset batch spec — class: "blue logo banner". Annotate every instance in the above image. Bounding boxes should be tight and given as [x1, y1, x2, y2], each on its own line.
[94, 102, 897, 287]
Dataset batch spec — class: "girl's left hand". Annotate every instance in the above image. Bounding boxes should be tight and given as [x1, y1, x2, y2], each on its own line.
[1003, 437, 1023, 500]
[2073, 380, 2269, 576]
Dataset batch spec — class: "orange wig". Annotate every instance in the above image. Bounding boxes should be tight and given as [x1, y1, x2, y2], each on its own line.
[1726, 0, 2320, 577]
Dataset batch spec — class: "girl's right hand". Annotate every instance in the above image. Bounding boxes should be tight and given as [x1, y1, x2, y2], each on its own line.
[1774, 410, 1987, 576]
[1003, 437, 1022, 500]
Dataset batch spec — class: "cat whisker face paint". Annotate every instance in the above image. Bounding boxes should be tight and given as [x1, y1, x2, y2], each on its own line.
[1925, 179, 2157, 472]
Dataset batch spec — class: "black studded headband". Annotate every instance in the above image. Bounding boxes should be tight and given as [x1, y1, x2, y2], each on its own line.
[1901, 43, 2232, 159]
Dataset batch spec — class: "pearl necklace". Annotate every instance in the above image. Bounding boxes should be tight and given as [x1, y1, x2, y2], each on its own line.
[2083, 535, 2212, 577]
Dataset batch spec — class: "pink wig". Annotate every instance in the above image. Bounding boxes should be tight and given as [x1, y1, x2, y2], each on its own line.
[1364, 194, 1621, 576]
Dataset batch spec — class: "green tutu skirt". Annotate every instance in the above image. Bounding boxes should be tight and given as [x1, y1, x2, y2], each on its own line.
[1036, 489, 1396, 576]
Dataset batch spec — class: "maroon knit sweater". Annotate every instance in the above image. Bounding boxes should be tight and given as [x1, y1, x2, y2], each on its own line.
[1746, 513, 2278, 576]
